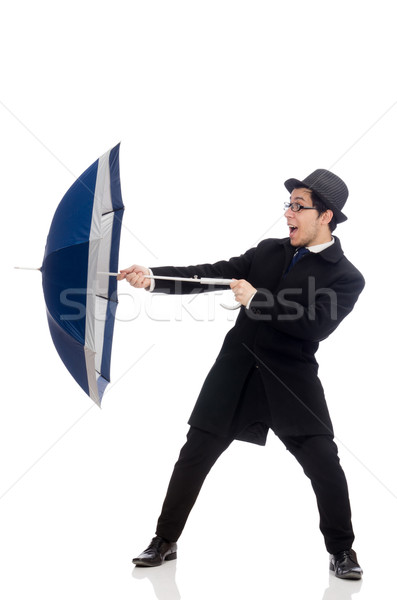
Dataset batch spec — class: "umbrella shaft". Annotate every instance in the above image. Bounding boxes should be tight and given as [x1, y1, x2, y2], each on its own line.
[98, 273, 233, 286]
[144, 275, 233, 285]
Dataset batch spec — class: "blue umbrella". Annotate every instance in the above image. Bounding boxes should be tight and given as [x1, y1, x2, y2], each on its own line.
[40, 144, 124, 405]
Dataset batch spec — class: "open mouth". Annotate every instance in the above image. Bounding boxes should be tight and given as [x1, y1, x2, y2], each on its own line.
[289, 225, 298, 238]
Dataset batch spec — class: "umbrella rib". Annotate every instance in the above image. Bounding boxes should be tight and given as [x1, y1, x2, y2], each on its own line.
[96, 293, 118, 303]
[103, 206, 124, 217]
[95, 369, 109, 381]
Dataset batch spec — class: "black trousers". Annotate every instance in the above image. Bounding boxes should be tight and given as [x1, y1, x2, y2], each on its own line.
[155, 427, 355, 554]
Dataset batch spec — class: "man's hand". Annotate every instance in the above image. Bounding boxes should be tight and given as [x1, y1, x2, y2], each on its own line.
[117, 265, 151, 288]
[230, 279, 257, 307]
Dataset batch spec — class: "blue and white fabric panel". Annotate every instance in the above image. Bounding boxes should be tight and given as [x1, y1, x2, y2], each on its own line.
[42, 144, 123, 406]
[84, 144, 124, 404]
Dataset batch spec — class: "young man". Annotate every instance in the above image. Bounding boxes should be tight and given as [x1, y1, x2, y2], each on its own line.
[119, 169, 365, 579]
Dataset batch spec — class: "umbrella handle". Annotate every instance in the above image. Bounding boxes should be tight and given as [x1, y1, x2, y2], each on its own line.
[220, 301, 241, 310]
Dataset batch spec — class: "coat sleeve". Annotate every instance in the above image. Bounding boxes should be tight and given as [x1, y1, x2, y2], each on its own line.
[150, 246, 257, 294]
[246, 265, 365, 342]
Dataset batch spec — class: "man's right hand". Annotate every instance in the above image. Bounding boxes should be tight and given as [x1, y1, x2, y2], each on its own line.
[117, 265, 151, 288]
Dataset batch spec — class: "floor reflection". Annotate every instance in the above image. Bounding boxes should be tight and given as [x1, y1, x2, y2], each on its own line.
[132, 560, 181, 600]
[322, 573, 363, 600]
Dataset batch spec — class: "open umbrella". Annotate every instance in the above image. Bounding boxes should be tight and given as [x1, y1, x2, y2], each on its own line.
[17, 143, 242, 404]
[39, 144, 124, 405]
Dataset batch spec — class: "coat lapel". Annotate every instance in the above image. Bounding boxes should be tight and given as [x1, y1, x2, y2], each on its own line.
[278, 235, 344, 270]
[278, 238, 296, 275]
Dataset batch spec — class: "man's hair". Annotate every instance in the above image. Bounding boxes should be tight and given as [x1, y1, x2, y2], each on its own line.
[311, 191, 337, 232]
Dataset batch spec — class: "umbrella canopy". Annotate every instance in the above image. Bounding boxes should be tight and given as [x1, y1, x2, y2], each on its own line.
[41, 144, 124, 405]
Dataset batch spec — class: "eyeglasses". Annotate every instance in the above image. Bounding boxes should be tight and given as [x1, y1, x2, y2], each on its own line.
[284, 202, 318, 213]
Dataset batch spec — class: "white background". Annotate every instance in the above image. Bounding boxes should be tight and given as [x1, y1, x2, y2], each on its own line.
[1, 1, 396, 599]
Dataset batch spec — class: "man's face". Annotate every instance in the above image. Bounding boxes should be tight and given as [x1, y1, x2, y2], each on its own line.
[285, 188, 332, 247]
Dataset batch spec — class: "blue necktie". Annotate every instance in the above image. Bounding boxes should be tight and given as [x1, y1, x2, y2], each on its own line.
[284, 247, 310, 276]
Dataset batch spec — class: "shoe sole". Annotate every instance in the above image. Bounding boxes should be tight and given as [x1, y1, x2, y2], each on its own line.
[133, 551, 177, 567]
[329, 563, 362, 580]
[333, 571, 362, 580]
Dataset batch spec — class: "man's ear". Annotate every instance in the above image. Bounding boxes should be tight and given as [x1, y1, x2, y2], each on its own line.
[321, 210, 333, 225]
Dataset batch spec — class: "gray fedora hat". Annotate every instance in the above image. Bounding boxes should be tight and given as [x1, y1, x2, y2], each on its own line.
[284, 169, 348, 223]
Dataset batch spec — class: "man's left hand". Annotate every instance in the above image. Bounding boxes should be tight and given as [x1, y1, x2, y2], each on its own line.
[230, 279, 257, 307]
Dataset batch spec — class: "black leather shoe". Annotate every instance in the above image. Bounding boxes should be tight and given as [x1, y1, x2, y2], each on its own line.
[132, 536, 177, 567]
[330, 549, 363, 580]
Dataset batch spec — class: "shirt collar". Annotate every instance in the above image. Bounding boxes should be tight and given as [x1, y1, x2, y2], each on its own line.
[306, 236, 335, 254]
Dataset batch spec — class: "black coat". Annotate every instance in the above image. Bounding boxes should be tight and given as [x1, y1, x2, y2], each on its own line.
[151, 236, 365, 444]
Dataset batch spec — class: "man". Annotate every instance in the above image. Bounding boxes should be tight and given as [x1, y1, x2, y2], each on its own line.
[119, 169, 365, 579]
